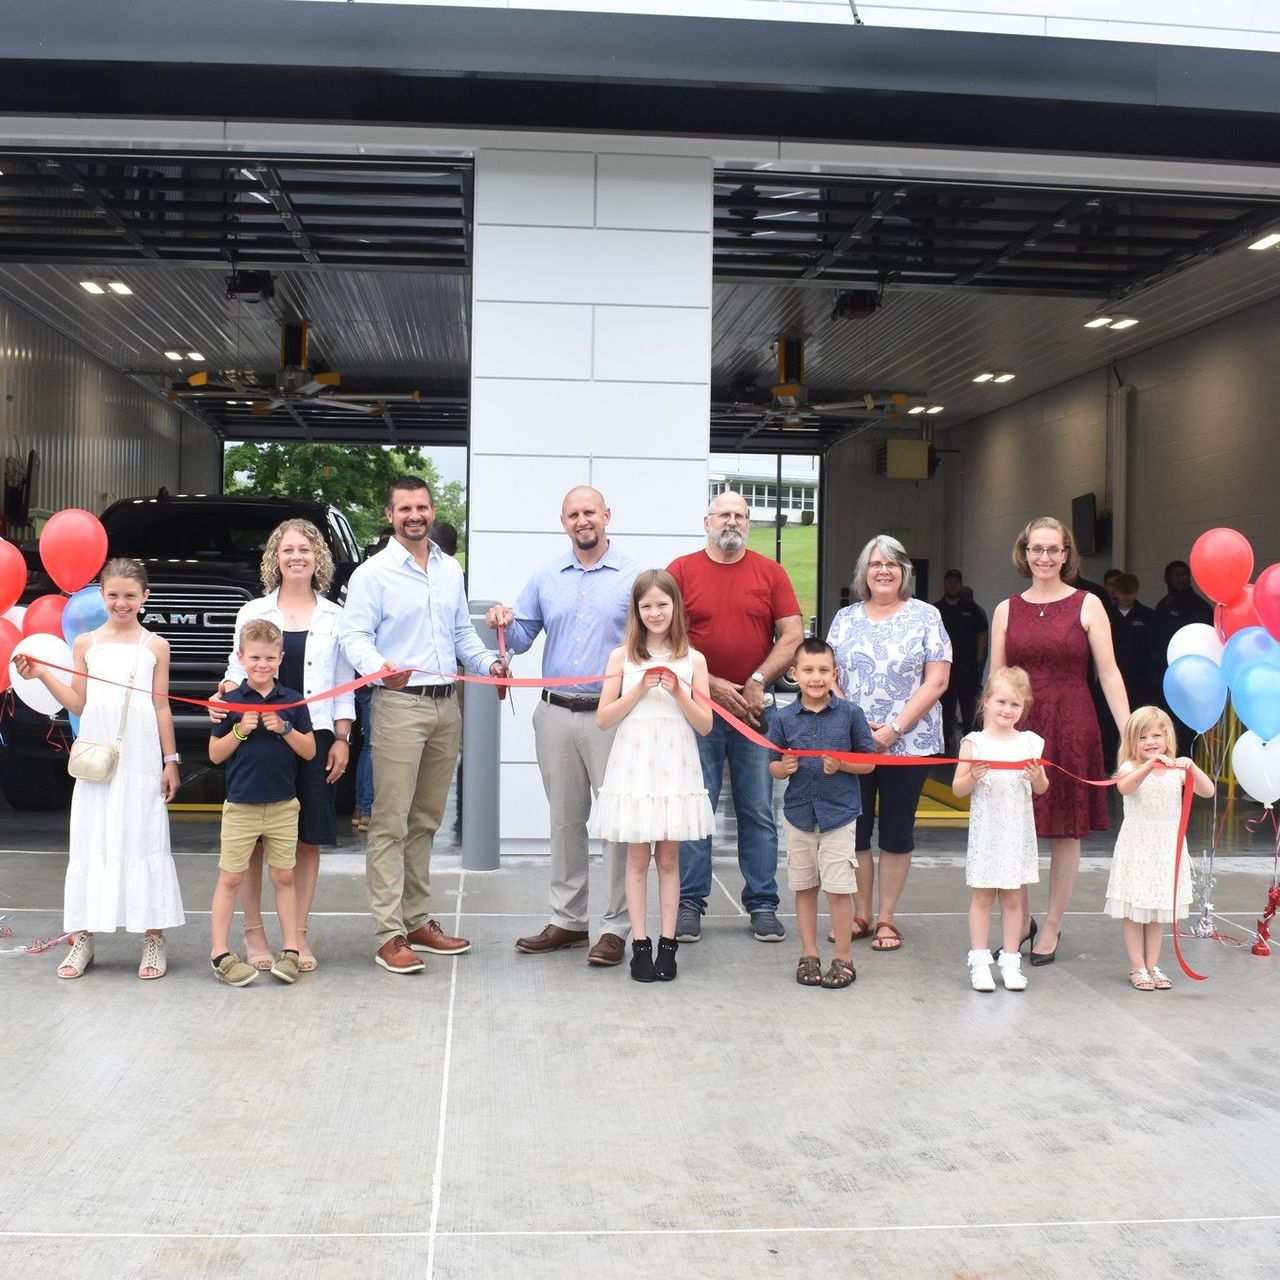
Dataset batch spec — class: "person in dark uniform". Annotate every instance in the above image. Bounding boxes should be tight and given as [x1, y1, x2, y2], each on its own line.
[1153, 559, 1214, 755]
[934, 569, 988, 755]
[1103, 573, 1158, 770]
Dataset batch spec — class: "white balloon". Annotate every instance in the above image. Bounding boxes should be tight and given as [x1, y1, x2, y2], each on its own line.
[1167, 622, 1223, 667]
[1, 605, 25, 630]
[8, 632, 74, 718]
[1232, 730, 1280, 806]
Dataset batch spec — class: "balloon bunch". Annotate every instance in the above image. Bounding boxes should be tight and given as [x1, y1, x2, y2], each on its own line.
[2, 510, 109, 720]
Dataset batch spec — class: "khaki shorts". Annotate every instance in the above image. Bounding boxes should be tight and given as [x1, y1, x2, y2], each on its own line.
[785, 819, 858, 894]
[219, 798, 301, 873]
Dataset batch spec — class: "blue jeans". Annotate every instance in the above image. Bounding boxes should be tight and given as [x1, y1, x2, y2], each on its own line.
[679, 714, 779, 914]
[355, 685, 375, 815]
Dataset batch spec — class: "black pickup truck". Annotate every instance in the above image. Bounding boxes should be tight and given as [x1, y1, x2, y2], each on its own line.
[2, 494, 362, 809]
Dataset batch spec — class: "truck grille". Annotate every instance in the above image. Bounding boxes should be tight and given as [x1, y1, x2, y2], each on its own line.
[140, 584, 254, 670]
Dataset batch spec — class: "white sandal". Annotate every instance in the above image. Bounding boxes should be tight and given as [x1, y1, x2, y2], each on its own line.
[58, 931, 94, 979]
[138, 934, 167, 980]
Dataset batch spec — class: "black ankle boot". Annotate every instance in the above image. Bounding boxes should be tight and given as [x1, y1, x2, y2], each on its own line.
[654, 935, 679, 981]
[630, 938, 656, 982]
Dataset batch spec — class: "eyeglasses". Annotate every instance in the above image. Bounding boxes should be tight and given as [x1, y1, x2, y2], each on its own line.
[1027, 545, 1065, 558]
[711, 512, 749, 523]
[866, 561, 901, 573]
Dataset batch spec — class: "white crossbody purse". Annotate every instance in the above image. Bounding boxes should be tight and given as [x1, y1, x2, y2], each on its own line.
[66, 633, 148, 784]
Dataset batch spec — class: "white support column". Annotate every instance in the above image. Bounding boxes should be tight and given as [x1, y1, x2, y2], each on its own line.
[467, 147, 713, 845]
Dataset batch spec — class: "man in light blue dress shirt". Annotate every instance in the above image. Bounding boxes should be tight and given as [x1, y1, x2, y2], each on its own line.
[342, 476, 507, 975]
[486, 486, 638, 967]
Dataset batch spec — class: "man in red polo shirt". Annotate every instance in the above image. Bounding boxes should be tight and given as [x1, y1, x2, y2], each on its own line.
[668, 490, 803, 943]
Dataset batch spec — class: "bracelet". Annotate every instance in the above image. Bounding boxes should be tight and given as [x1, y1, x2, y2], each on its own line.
[231, 725, 248, 742]
[335, 733, 350, 743]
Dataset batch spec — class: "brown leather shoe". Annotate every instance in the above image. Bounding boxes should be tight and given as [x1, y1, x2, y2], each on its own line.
[587, 933, 626, 966]
[406, 920, 472, 954]
[375, 935, 425, 974]
[514, 924, 590, 953]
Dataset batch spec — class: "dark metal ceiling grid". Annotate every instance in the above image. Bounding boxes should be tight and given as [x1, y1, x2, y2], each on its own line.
[0, 152, 472, 271]
[714, 172, 1280, 299]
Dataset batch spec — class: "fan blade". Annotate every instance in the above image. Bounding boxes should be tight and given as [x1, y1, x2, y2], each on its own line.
[298, 372, 342, 397]
[319, 400, 383, 415]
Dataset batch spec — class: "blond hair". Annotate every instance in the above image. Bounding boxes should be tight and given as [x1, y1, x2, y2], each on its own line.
[1116, 706, 1177, 772]
[260, 519, 334, 594]
[624, 569, 691, 665]
[1012, 516, 1081, 584]
[977, 665, 1034, 728]
[239, 618, 283, 654]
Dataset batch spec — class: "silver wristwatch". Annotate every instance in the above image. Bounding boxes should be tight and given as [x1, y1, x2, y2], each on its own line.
[749, 672, 765, 687]
[162, 753, 181, 765]
[889, 720, 904, 737]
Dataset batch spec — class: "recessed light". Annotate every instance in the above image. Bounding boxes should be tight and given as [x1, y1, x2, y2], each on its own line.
[79, 280, 105, 294]
[993, 372, 1016, 383]
[186, 351, 205, 361]
[107, 281, 132, 295]
[926, 404, 945, 414]
[908, 405, 927, 415]
[1083, 315, 1114, 329]
[164, 351, 183, 360]
[1248, 232, 1280, 251]
[1109, 316, 1140, 330]
[973, 372, 995, 383]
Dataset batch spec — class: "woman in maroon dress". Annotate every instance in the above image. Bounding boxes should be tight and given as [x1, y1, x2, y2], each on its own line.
[989, 517, 1129, 965]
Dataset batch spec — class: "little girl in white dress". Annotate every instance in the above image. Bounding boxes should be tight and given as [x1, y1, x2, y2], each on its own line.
[595, 569, 714, 983]
[14, 559, 184, 979]
[952, 667, 1048, 992]
[1105, 706, 1214, 991]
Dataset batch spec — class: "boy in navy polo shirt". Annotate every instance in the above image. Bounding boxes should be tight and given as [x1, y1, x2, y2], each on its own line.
[209, 619, 316, 986]
[767, 638, 875, 990]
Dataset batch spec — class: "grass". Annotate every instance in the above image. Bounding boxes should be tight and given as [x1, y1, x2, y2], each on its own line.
[748, 522, 818, 627]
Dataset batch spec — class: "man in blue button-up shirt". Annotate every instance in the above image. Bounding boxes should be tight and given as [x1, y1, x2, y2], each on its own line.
[486, 485, 638, 967]
[342, 476, 506, 975]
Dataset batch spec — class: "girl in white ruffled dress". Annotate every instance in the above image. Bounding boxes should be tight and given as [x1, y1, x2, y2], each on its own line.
[15, 559, 184, 980]
[595, 569, 714, 983]
[952, 667, 1049, 992]
[1105, 706, 1214, 991]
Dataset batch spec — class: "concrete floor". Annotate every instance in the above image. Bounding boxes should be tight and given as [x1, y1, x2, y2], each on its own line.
[3, 786, 1279, 1279]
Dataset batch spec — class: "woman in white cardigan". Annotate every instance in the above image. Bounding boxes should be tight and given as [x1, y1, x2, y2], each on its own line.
[216, 519, 355, 972]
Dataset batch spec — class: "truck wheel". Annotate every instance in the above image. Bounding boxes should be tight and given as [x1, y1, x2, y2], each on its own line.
[0, 757, 74, 810]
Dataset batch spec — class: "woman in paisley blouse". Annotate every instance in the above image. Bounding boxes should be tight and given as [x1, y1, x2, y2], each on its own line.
[827, 536, 952, 951]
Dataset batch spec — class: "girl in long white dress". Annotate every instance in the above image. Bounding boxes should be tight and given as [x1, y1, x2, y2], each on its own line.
[1105, 706, 1215, 991]
[595, 569, 714, 983]
[15, 559, 184, 979]
[952, 667, 1048, 993]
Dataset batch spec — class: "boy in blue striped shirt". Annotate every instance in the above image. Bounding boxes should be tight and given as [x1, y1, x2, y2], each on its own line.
[768, 638, 875, 989]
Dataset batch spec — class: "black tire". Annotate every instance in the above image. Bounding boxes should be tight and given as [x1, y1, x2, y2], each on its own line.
[0, 755, 74, 810]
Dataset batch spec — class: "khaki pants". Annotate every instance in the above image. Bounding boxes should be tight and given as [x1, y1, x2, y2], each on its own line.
[533, 699, 628, 937]
[367, 687, 462, 945]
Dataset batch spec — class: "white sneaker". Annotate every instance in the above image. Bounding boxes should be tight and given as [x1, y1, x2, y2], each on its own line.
[968, 948, 996, 992]
[998, 950, 1028, 991]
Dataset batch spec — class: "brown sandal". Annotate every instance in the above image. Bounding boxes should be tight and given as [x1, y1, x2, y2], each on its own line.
[795, 955, 823, 986]
[870, 922, 903, 952]
[826, 917, 873, 944]
[821, 957, 856, 988]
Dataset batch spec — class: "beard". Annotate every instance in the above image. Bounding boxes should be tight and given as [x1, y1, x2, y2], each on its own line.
[573, 529, 600, 550]
[713, 528, 745, 554]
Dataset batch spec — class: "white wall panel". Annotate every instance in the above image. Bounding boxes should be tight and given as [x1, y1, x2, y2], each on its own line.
[475, 149, 597, 227]
[470, 302, 593, 380]
[590, 458, 709, 535]
[593, 307, 710, 384]
[474, 228, 711, 308]
[596, 154, 713, 232]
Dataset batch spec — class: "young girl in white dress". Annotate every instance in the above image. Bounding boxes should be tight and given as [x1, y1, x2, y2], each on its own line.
[595, 569, 714, 983]
[1105, 706, 1214, 991]
[14, 559, 184, 979]
[952, 667, 1049, 992]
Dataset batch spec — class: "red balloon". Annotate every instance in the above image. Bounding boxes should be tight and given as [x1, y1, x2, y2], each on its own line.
[1255, 562, 1280, 643]
[1215, 585, 1260, 642]
[1190, 527, 1254, 604]
[22, 593, 67, 638]
[0, 617, 19, 692]
[39, 508, 108, 593]
[0, 539, 25, 614]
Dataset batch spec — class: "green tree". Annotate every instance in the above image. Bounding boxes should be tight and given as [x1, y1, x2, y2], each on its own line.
[223, 443, 466, 549]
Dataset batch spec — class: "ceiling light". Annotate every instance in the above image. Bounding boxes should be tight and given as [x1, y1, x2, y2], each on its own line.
[79, 280, 105, 294]
[1108, 316, 1140, 330]
[972, 372, 995, 383]
[107, 281, 132, 295]
[1083, 315, 1114, 329]
[1248, 232, 1280, 251]
[908, 405, 926, 415]
[993, 372, 1016, 383]
[186, 351, 205, 361]
[925, 404, 945, 414]
[163, 351, 183, 361]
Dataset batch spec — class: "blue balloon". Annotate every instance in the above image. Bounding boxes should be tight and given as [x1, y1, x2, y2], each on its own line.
[60, 585, 108, 646]
[1231, 662, 1280, 743]
[1163, 655, 1228, 733]
[1221, 626, 1280, 689]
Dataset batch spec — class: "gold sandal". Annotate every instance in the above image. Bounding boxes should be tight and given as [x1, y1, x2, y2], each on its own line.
[297, 925, 318, 973]
[243, 920, 274, 971]
[1129, 967, 1155, 991]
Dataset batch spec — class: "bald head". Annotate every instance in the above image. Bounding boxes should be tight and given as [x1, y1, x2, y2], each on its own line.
[560, 485, 611, 563]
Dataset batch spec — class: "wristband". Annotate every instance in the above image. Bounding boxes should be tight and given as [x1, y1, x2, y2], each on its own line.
[231, 725, 248, 742]
[335, 733, 351, 743]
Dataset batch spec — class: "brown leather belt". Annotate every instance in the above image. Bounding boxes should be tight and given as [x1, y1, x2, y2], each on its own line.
[541, 690, 599, 712]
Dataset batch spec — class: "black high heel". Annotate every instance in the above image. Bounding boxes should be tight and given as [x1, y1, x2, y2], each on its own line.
[1029, 924, 1059, 967]
[1022, 917, 1038, 951]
